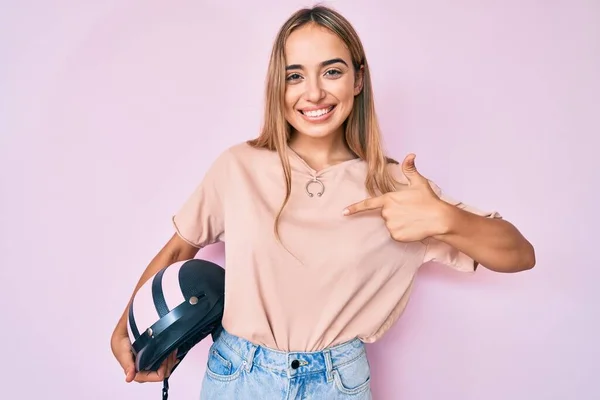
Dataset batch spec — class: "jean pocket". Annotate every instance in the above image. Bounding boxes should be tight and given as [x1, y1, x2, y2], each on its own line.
[205, 341, 246, 382]
[332, 352, 372, 396]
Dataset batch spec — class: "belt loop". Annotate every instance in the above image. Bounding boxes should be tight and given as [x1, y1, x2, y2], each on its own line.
[323, 349, 333, 383]
[245, 344, 257, 373]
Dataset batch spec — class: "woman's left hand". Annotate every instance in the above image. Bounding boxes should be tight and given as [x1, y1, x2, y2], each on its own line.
[343, 154, 452, 242]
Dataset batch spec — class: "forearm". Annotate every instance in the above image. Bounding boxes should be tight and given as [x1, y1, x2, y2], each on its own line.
[434, 203, 536, 273]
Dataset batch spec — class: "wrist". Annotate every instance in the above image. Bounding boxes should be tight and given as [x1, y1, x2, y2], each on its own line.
[112, 316, 129, 340]
[433, 200, 460, 238]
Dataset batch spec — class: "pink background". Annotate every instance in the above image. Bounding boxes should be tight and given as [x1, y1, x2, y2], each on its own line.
[2, 0, 599, 399]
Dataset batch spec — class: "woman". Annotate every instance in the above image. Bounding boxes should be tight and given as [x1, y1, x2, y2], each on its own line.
[111, 5, 535, 399]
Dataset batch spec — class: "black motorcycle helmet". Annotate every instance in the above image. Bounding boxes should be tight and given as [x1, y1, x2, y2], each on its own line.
[127, 258, 225, 399]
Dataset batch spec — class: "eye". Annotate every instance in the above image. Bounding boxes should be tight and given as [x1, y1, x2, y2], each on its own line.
[286, 73, 302, 82]
[325, 69, 342, 78]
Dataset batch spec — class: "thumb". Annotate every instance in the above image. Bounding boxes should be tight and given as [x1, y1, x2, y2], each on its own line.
[401, 153, 425, 184]
[117, 348, 136, 382]
[112, 331, 137, 382]
[124, 362, 136, 382]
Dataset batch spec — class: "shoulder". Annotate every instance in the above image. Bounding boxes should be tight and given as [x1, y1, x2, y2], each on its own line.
[219, 141, 276, 162]
[203, 141, 282, 183]
[206, 141, 274, 169]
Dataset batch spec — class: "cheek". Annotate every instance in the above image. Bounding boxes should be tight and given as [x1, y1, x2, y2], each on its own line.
[330, 78, 356, 102]
[334, 86, 356, 112]
[342, 81, 358, 100]
[284, 87, 301, 110]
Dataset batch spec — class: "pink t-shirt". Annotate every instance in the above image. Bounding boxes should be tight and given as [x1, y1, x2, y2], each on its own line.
[172, 142, 501, 352]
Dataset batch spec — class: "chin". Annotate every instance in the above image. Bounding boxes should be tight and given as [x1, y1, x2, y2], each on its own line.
[288, 119, 343, 139]
[296, 126, 340, 139]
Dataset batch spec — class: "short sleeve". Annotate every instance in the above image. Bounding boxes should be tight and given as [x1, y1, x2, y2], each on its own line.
[171, 149, 230, 248]
[422, 181, 503, 273]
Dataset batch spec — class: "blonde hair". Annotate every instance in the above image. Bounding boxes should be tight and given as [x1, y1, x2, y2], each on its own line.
[247, 5, 399, 240]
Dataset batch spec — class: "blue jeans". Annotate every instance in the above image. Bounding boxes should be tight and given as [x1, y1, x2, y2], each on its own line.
[199, 328, 373, 399]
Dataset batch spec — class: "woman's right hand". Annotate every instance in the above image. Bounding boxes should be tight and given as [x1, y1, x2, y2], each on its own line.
[111, 330, 178, 383]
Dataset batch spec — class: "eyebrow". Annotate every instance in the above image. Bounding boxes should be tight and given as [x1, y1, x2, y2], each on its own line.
[285, 58, 348, 71]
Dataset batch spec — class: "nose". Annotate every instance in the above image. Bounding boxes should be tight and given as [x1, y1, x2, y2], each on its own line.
[304, 77, 325, 103]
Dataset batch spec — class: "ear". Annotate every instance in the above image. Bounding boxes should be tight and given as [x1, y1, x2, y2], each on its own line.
[354, 65, 364, 96]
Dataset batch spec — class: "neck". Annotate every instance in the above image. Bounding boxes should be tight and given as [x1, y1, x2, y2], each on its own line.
[288, 130, 355, 171]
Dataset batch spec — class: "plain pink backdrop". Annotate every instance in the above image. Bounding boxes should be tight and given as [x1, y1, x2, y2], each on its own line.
[2, 0, 599, 399]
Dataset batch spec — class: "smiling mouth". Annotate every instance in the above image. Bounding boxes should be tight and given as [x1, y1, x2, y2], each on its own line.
[299, 105, 336, 118]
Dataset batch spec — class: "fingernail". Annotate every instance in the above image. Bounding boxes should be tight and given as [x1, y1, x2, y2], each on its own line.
[342, 208, 349, 215]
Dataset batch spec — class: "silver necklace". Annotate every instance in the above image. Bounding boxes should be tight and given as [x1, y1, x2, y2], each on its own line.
[305, 175, 325, 197]
[287, 147, 325, 197]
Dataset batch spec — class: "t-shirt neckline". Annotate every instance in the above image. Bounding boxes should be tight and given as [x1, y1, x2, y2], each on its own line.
[286, 145, 362, 176]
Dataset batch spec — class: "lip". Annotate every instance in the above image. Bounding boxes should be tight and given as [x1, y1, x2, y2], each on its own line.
[299, 104, 336, 112]
[297, 105, 336, 123]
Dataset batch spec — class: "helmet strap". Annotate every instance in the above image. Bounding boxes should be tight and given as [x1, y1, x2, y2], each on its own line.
[162, 377, 169, 400]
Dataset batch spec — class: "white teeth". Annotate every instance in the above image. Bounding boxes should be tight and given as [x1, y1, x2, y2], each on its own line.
[303, 107, 333, 117]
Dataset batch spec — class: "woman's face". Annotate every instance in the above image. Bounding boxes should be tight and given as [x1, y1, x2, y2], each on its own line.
[283, 23, 362, 141]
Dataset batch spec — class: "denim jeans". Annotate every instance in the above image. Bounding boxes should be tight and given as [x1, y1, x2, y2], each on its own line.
[199, 328, 373, 399]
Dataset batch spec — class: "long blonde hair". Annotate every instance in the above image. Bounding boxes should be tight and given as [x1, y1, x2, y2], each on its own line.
[247, 5, 399, 240]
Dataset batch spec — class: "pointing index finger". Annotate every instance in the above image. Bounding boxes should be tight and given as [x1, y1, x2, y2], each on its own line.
[343, 196, 385, 216]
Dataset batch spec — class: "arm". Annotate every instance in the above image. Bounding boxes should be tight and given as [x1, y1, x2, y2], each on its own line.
[111, 233, 200, 338]
[435, 202, 536, 273]
[111, 149, 228, 383]
[343, 155, 535, 273]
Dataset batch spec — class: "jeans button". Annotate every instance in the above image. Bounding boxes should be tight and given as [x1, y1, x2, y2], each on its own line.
[291, 359, 300, 369]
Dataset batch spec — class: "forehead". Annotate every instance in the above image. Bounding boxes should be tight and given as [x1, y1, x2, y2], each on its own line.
[285, 24, 351, 65]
